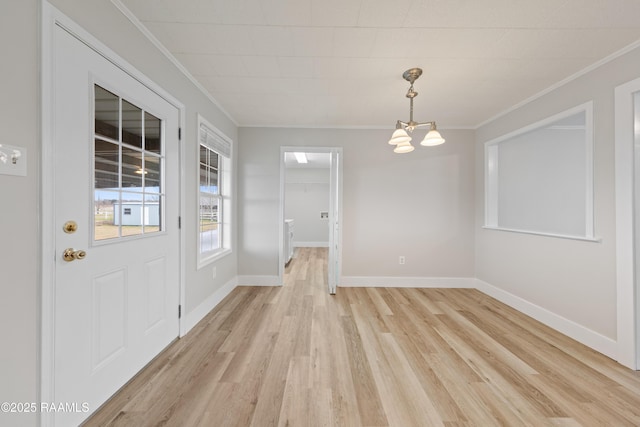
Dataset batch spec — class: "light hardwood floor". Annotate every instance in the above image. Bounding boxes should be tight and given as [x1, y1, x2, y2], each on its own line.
[85, 247, 640, 426]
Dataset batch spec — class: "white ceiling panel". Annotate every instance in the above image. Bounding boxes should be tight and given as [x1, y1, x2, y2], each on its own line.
[248, 26, 295, 57]
[261, 0, 312, 26]
[488, 29, 640, 60]
[357, 0, 414, 28]
[407, 28, 508, 59]
[143, 22, 218, 54]
[277, 57, 315, 78]
[241, 56, 281, 78]
[174, 54, 248, 77]
[209, 0, 267, 26]
[209, 26, 257, 56]
[290, 27, 335, 57]
[312, 57, 360, 79]
[121, 0, 640, 128]
[332, 28, 378, 58]
[547, 0, 640, 28]
[119, 0, 225, 24]
[369, 29, 419, 59]
[310, 0, 361, 27]
[403, 0, 569, 29]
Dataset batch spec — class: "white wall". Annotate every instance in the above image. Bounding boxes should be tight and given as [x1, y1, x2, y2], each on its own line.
[0, 2, 238, 424]
[285, 168, 330, 246]
[238, 128, 476, 281]
[476, 43, 640, 349]
[0, 1, 39, 425]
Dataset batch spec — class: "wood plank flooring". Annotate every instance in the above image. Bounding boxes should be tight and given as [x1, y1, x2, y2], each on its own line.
[85, 247, 640, 426]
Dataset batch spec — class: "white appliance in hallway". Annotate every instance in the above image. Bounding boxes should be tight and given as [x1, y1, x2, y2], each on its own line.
[284, 219, 294, 264]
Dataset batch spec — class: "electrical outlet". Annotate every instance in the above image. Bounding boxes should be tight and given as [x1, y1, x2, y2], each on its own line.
[399, 256, 405, 265]
[212, 266, 217, 280]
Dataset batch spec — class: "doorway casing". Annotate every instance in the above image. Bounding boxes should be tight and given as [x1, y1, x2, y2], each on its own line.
[615, 76, 640, 370]
[278, 147, 343, 293]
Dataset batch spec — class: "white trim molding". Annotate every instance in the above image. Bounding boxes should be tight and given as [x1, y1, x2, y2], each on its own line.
[475, 279, 617, 360]
[340, 276, 476, 288]
[483, 102, 595, 241]
[182, 277, 238, 336]
[615, 76, 640, 370]
[237, 275, 282, 287]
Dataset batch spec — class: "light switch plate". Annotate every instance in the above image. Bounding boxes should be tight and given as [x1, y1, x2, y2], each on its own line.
[0, 144, 27, 176]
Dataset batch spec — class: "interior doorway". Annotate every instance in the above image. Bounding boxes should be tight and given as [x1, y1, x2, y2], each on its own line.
[279, 147, 342, 294]
[614, 77, 640, 370]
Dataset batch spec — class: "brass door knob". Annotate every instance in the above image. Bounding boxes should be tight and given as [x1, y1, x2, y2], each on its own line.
[63, 248, 87, 262]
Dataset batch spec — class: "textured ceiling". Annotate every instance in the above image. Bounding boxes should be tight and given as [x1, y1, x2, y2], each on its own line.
[119, 0, 640, 129]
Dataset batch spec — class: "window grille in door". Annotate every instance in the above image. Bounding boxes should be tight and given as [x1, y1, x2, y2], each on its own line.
[93, 85, 164, 241]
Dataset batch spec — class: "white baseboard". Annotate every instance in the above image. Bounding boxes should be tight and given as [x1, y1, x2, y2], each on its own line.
[293, 241, 329, 248]
[237, 275, 282, 287]
[475, 279, 617, 359]
[183, 273, 617, 362]
[181, 277, 237, 336]
[340, 276, 476, 288]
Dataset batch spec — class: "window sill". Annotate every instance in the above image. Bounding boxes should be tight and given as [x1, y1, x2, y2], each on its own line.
[482, 226, 601, 243]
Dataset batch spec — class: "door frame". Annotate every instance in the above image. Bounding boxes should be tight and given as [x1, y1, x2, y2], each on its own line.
[40, 4, 187, 423]
[278, 147, 343, 289]
[615, 76, 640, 370]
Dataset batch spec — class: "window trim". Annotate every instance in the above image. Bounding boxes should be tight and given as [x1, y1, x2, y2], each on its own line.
[483, 102, 597, 241]
[197, 115, 233, 268]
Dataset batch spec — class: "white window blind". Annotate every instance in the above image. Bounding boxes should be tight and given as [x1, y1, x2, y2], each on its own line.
[200, 123, 230, 157]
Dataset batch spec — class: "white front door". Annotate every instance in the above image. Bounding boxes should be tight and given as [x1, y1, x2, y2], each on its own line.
[52, 25, 180, 425]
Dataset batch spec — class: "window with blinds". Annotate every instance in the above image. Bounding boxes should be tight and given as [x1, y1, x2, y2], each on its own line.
[198, 116, 232, 266]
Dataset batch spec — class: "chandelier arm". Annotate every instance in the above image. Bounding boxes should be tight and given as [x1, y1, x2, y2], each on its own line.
[396, 120, 436, 131]
[414, 121, 436, 129]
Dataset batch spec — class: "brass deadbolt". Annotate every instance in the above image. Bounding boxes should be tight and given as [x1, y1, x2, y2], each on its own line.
[63, 221, 78, 234]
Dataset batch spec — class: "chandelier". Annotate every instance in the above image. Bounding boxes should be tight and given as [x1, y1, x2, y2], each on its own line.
[388, 68, 445, 153]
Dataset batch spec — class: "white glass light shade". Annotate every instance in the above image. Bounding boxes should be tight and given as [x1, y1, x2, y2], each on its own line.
[420, 129, 445, 146]
[388, 128, 411, 145]
[393, 140, 415, 153]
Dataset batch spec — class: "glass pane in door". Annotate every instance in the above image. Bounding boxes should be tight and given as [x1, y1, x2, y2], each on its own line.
[122, 100, 143, 148]
[94, 86, 119, 140]
[93, 84, 164, 242]
[145, 112, 161, 154]
[94, 190, 120, 240]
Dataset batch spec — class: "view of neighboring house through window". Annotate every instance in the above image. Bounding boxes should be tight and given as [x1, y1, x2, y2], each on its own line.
[198, 116, 232, 266]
